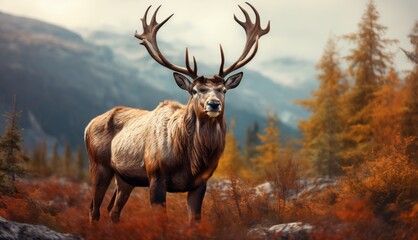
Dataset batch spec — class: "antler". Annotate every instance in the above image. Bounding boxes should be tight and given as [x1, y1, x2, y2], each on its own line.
[135, 5, 198, 79]
[218, 2, 270, 78]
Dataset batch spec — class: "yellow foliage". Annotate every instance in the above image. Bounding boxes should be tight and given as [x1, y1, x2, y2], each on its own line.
[214, 119, 241, 178]
[253, 112, 280, 182]
[297, 36, 346, 176]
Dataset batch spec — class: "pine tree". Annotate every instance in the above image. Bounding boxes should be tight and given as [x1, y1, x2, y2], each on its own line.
[402, 21, 418, 161]
[30, 139, 48, 177]
[76, 145, 86, 180]
[243, 121, 260, 164]
[341, 0, 397, 166]
[241, 121, 260, 180]
[369, 67, 403, 149]
[0, 96, 28, 186]
[297, 36, 347, 176]
[214, 119, 241, 178]
[50, 142, 61, 175]
[254, 112, 281, 182]
[62, 142, 73, 177]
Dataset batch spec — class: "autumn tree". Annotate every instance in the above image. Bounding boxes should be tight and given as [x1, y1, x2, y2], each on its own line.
[0, 97, 28, 188]
[401, 21, 418, 162]
[369, 67, 404, 149]
[297, 36, 347, 176]
[254, 112, 281, 182]
[341, 0, 397, 166]
[214, 119, 241, 178]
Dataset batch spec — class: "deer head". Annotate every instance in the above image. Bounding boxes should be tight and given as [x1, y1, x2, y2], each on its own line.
[135, 3, 270, 119]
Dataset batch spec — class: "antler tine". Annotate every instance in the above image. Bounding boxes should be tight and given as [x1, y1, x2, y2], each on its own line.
[219, 3, 270, 78]
[246, 2, 260, 27]
[192, 56, 197, 74]
[150, 5, 161, 26]
[219, 44, 225, 76]
[135, 5, 198, 79]
[142, 5, 152, 30]
[234, 5, 251, 30]
[185, 48, 198, 75]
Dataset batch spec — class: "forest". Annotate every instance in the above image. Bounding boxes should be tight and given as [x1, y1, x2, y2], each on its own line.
[0, 1, 417, 239]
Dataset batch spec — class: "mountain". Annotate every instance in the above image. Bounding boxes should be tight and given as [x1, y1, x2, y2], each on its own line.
[0, 12, 301, 150]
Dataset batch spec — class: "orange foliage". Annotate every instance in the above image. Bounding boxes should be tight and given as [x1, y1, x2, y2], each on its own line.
[0, 169, 416, 239]
[343, 137, 418, 222]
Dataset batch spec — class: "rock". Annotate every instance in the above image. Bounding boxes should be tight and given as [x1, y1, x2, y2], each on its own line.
[254, 182, 274, 197]
[0, 217, 82, 240]
[268, 222, 313, 239]
[248, 222, 313, 240]
[247, 225, 269, 239]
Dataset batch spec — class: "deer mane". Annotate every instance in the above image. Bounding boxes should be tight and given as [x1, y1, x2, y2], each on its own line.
[174, 100, 226, 176]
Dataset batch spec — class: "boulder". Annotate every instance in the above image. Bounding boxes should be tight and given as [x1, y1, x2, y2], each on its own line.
[0, 217, 82, 240]
[248, 222, 313, 239]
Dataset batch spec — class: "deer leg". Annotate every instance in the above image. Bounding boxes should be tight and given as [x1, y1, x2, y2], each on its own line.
[107, 189, 117, 212]
[187, 183, 207, 225]
[109, 176, 134, 223]
[89, 165, 113, 223]
[149, 176, 167, 221]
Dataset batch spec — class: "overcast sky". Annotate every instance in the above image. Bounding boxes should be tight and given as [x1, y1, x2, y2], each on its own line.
[1, 0, 417, 86]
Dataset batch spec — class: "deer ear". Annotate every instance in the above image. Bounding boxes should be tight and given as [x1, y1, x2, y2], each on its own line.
[173, 72, 192, 91]
[225, 72, 243, 90]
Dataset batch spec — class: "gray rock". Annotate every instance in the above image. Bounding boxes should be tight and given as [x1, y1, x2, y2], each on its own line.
[248, 222, 313, 239]
[0, 217, 82, 240]
[269, 222, 313, 239]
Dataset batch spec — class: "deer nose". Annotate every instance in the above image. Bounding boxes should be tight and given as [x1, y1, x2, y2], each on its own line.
[207, 100, 221, 110]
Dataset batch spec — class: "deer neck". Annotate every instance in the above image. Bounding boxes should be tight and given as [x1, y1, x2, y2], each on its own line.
[182, 101, 226, 176]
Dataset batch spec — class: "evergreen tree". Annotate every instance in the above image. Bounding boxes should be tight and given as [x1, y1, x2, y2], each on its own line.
[51, 142, 61, 175]
[241, 121, 260, 179]
[62, 142, 73, 177]
[254, 112, 281, 182]
[76, 145, 87, 180]
[369, 67, 403, 149]
[214, 119, 241, 178]
[0, 96, 28, 186]
[243, 121, 260, 163]
[402, 21, 418, 161]
[341, 0, 397, 166]
[30, 139, 48, 177]
[297, 36, 347, 176]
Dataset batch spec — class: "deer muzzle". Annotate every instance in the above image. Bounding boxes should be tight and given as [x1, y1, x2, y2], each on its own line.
[205, 100, 222, 118]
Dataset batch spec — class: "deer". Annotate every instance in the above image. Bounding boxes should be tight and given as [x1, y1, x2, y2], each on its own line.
[84, 2, 270, 224]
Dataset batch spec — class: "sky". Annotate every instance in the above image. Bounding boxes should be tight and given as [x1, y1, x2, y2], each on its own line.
[0, 0, 417, 87]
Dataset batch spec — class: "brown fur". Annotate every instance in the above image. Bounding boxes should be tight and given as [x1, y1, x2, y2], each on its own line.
[85, 80, 228, 223]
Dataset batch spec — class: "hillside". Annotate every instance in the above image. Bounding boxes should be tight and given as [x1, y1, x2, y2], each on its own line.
[0, 12, 300, 149]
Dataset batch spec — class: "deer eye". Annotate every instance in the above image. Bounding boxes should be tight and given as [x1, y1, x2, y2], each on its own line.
[192, 89, 198, 95]
[223, 89, 227, 94]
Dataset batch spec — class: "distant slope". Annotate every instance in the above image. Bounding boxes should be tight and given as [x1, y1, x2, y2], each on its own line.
[0, 12, 172, 148]
[0, 12, 299, 149]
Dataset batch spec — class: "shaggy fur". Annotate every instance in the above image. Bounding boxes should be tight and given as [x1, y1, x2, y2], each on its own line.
[84, 77, 235, 223]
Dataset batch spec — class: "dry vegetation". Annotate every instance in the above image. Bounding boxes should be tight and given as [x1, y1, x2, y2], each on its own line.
[0, 150, 417, 239]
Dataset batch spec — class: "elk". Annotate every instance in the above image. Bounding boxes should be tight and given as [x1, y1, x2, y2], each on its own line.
[84, 2, 269, 224]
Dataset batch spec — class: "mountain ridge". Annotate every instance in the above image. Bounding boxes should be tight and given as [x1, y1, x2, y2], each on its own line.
[0, 11, 300, 150]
